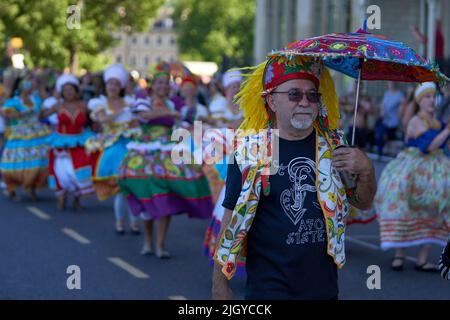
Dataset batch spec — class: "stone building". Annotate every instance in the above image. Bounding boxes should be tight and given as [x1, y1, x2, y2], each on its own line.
[254, 0, 450, 98]
[106, 7, 179, 76]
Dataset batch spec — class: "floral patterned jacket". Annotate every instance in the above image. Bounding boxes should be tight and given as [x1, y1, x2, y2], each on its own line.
[214, 127, 352, 280]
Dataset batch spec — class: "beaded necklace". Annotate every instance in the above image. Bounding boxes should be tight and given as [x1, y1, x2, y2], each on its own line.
[418, 112, 441, 130]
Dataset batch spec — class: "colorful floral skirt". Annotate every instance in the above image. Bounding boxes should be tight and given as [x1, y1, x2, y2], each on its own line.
[200, 129, 245, 274]
[0, 125, 49, 192]
[375, 148, 450, 250]
[0, 133, 4, 179]
[346, 206, 377, 225]
[48, 131, 94, 197]
[118, 147, 213, 219]
[202, 164, 225, 205]
[202, 186, 246, 277]
[89, 135, 130, 201]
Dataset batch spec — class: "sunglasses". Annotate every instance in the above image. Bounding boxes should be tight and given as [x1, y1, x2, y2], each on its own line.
[271, 89, 321, 103]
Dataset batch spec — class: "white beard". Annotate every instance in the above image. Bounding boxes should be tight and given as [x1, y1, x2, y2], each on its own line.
[290, 114, 314, 130]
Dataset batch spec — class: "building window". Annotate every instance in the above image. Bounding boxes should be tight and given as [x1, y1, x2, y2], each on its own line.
[132, 36, 137, 44]
[157, 36, 162, 46]
[170, 37, 176, 46]
[116, 55, 122, 63]
[131, 56, 136, 66]
[156, 56, 161, 63]
[145, 36, 150, 45]
[144, 56, 149, 66]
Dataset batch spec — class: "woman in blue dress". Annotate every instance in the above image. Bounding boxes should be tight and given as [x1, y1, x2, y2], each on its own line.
[86, 64, 141, 234]
[0, 77, 50, 201]
[375, 82, 450, 272]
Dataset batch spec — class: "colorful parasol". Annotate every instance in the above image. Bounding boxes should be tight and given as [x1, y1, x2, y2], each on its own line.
[268, 26, 449, 144]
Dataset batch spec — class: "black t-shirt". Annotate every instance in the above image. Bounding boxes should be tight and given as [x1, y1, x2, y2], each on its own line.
[222, 129, 338, 300]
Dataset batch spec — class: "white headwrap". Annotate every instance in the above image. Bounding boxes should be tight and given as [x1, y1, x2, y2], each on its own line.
[414, 82, 436, 103]
[56, 74, 79, 93]
[222, 69, 243, 89]
[104, 63, 128, 88]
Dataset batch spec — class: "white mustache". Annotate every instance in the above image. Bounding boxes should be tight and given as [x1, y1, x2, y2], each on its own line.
[293, 111, 313, 116]
[293, 107, 313, 115]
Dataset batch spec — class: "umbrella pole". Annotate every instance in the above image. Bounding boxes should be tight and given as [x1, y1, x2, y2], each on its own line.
[351, 68, 362, 146]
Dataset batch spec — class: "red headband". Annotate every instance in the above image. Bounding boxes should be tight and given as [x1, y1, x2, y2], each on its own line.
[181, 76, 197, 88]
[263, 56, 322, 93]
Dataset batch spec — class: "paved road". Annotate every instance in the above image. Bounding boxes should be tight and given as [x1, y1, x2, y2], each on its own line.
[0, 158, 448, 300]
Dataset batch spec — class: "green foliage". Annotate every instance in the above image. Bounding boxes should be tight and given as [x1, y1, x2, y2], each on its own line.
[78, 52, 113, 73]
[0, 0, 164, 72]
[172, 0, 255, 69]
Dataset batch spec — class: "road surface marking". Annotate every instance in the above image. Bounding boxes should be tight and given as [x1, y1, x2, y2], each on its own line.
[169, 295, 188, 300]
[27, 206, 51, 220]
[62, 228, 91, 244]
[347, 236, 418, 263]
[404, 256, 418, 263]
[346, 236, 380, 250]
[108, 257, 149, 279]
[350, 235, 381, 240]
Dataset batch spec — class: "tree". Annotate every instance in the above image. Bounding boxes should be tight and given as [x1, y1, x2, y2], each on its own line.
[0, 0, 164, 73]
[172, 0, 255, 70]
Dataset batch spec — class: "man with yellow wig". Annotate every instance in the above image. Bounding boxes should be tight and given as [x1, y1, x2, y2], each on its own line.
[212, 54, 377, 300]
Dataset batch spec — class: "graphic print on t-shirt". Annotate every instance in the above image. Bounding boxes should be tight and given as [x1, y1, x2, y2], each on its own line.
[279, 156, 317, 225]
[286, 217, 326, 245]
[278, 156, 325, 246]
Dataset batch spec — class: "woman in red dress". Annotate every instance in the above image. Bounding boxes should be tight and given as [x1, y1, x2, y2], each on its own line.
[41, 74, 94, 210]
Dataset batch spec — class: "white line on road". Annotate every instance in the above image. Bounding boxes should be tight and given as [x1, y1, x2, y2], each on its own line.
[108, 257, 149, 279]
[346, 236, 380, 250]
[346, 236, 418, 263]
[348, 235, 381, 240]
[169, 296, 188, 300]
[62, 228, 91, 244]
[27, 206, 51, 220]
[404, 256, 418, 263]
